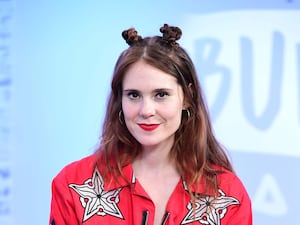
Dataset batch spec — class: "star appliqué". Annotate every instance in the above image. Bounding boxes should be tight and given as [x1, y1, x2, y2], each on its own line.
[69, 168, 123, 221]
[182, 189, 239, 225]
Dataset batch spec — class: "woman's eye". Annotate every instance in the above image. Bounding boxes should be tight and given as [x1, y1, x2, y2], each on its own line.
[128, 91, 140, 99]
[156, 91, 169, 98]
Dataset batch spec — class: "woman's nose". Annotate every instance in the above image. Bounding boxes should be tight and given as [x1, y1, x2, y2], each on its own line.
[139, 99, 155, 118]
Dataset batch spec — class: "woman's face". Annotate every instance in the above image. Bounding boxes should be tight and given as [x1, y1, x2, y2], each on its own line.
[122, 60, 185, 151]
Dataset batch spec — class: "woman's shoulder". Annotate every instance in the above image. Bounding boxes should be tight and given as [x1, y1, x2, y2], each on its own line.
[210, 166, 252, 224]
[53, 153, 98, 183]
[214, 165, 238, 182]
[214, 165, 250, 201]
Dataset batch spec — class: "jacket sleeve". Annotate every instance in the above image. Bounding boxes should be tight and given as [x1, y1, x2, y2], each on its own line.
[49, 171, 79, 225]
[224, 176, 253, 225]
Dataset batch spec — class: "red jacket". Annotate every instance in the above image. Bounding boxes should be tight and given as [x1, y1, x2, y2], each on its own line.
[49, 154, 252, 225]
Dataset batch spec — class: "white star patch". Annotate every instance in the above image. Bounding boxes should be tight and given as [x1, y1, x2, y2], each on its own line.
[182, 189, 240, 225]
[69, 168, 123, 222]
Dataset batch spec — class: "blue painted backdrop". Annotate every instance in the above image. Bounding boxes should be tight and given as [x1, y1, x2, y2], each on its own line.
[0, 0, 299, 225]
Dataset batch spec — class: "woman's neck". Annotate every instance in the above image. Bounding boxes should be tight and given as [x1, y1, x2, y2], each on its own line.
[133, 146, 178, 178]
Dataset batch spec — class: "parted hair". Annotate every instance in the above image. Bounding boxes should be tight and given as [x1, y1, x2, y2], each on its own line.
[97, 24, 233, 195]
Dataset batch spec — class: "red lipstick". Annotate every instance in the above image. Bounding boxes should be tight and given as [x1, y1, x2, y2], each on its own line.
[138, 124, 159, 131]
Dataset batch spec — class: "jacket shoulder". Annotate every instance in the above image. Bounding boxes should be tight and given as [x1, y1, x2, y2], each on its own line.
[53, 154, 98, 183]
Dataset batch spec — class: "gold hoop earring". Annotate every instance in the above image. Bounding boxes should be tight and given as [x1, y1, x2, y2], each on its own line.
[185, 109, 191, 118]
[118, 110, 124, 124]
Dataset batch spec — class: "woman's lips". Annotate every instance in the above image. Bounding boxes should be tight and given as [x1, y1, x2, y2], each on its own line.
[138, 124, 159, 131]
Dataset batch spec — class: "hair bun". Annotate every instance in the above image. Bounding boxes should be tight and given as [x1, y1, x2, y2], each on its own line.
[121, 28, 142, 46]
[160, 24, 182, 48]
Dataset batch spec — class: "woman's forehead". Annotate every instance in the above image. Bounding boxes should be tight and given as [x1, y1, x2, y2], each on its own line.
[123, 61, 178, 87]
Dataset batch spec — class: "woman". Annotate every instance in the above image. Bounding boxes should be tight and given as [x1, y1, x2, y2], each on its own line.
[49, 24, 252, 225]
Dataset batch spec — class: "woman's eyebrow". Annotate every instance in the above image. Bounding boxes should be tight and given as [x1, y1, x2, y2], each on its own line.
[123, 88, 139, 92]
[123, 87, 172, 91]
[153, 88, 171, 91]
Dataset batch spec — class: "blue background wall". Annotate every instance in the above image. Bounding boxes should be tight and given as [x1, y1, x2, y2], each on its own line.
[0, 0, 299, 224]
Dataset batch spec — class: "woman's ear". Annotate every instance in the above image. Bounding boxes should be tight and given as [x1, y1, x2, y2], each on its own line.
[188, 83, 193, 97]
[183, 83, 193, 110]
[182, 100, 190, 110]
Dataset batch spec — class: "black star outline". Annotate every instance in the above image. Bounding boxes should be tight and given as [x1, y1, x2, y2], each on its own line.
[182, 189, 240, 225]
[69, 168, 123, 221]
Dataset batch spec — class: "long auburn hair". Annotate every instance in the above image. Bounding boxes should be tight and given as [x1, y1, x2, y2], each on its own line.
[97, 24, 233, 195]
